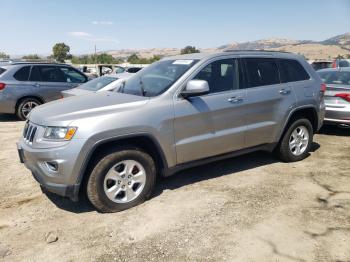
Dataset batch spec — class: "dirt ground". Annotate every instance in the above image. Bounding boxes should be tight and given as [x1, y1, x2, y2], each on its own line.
[0, 114, 349, 262]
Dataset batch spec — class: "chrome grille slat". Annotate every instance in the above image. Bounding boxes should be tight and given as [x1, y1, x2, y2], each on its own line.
[23, 122, 38, 144]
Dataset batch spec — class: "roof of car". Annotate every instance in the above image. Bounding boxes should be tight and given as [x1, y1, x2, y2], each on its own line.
[164, 50, 300, 61]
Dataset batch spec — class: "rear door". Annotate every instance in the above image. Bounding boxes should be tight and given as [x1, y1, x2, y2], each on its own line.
[173, 58, 247, 164]
[29, 65, 70, 101]
[242, 57, 297, 147]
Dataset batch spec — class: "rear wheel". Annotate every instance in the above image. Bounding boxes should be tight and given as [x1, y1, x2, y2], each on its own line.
[86, 148, 156, 213]
[16, 98, 41, 120]
[276, 118, 313, 162]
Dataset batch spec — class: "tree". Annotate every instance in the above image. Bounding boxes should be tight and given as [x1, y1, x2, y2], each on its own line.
[180, 46, 200, 55]
[52, 43, 71, 62]
[336, 54, 344, 59]
[127, 53, 140, 64]
[22, 54, 41, 60]
[0, 52, 10, 59]
[346, 54, 350, 59]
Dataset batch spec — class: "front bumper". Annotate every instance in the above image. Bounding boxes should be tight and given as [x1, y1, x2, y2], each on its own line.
[17, 137, 87, 201]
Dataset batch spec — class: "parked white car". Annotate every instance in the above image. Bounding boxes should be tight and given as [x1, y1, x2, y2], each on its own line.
[61, 73, 133, 97]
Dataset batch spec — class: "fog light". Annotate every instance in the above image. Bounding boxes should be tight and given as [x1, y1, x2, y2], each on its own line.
[45, 161, 58, 172]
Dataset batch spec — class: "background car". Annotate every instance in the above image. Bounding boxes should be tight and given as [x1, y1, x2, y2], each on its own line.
[310, 60, 334, 71]
[61, 72, 133, 97]
[0, 62, 88, 120]
[333, 59, 350, 68]
[317, 68, 350, 127]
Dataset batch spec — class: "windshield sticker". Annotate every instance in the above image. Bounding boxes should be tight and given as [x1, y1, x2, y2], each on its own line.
[173, 60, 194, 65]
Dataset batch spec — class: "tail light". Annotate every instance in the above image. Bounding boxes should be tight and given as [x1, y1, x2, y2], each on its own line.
[332, 60, 337, 68]
[0, 83, 6, 91]
[335, 93, 350, 102]
[320, 83, 327, 99]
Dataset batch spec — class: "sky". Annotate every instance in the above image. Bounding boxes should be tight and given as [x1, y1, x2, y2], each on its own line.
[1, 0, 350, 56]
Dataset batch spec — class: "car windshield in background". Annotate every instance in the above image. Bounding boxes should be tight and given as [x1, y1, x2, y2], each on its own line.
[0, 67, 6, 75]
[318, 71, 350, 86]
[77, 76, 118, 91]
[121, 59, 198, 97]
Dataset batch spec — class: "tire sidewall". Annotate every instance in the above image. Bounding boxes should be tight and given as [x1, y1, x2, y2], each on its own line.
[16, 98, 41, 121]
[88, 150, 156, 212]
[282, 119, 313, 162]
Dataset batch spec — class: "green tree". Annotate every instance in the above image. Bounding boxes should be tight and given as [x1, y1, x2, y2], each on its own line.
[0, 52, 10, 59]
[180, 46, 200, 55]
[336, 54, 345, 59]
[346, 54, 350, 59]
[127, 53, 140, 64]
[22, 54, 41, 60]
[52, 43, 71, 62]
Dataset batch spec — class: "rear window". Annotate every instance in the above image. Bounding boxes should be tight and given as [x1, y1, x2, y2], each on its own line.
[279, 59, 310, 83]
[244, 58, 280, 87]
[318, 71, 350, 86]
[14, 66, 31, 81]
[0, 67, 6, 75]
[29, 66, 65, 82]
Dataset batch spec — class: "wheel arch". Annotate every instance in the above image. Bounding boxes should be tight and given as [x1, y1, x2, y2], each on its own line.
[15, 95, 45, 109]
[278, 106, 318, 143]
[77, 134, 169, 196]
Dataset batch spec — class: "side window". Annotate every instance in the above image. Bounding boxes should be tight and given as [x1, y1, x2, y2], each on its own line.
[244, 58, 280, 88]
[29, 66, 65, 82]
[278, 59, 310, 83]
[194, 59, 239, 93]
[59, 67, 86, 83]
[14, 66, 31, 81]
[29, 66, 42, 81]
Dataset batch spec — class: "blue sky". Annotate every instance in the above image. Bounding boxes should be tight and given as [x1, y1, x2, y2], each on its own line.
[1, 0, 350, 56]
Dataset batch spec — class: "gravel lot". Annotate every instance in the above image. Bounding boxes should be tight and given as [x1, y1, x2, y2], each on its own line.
[0, 114, 349, 262]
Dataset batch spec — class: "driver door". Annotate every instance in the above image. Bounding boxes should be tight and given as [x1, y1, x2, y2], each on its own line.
[173, 58, 247, 164]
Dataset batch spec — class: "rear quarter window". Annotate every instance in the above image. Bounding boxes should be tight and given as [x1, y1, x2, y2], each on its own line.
[278, 59, 310, 83]
[13, 66, 31, 81]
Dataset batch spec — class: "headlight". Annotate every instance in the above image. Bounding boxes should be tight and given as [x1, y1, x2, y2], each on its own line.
[43, 127, 77, 141]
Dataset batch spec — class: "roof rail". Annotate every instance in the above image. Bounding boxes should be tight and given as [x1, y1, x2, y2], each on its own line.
[223, 49, 292, 54]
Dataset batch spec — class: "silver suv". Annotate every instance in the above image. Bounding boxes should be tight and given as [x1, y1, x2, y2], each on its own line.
[17, 51, 325, 212]
[0, 63, 88, 120]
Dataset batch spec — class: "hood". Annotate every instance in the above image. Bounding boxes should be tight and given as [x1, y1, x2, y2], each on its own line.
[29, 92, 149, 126]
[61, 88, 94, 97]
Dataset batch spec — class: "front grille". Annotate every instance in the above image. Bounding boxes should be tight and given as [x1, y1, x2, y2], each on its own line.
[23, 122, 37, 143]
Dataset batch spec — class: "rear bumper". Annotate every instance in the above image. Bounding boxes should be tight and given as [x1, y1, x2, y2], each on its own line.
[0, 96, 16, 114]
[324, 105, 350, 124]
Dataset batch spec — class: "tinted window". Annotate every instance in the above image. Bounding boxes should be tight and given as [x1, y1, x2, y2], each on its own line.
[194, 59, 240, 93]
[126, 67, 142, 73]
[0, 67, 6, 75]
[279, 59, 310, 82]
[318, 71, 350, 86]
[29, 66, 65, 82]
[14, 66, 31, 81]
[59, 67, 86, 83]
[339, 60, 350, 68]
[244, 58, 280, 87]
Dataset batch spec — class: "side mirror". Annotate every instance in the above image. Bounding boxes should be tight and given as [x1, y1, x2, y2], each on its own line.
[181, 80, 209, 98]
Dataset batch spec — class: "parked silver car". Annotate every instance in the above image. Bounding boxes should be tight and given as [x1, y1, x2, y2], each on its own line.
[17, 51, 325, 212]
[0, 63, 88, 120]
[61, 73, 134, 97]
[317, 68, 350, 127]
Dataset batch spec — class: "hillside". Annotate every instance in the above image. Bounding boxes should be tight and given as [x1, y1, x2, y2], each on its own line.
[103, 33, 350, 60]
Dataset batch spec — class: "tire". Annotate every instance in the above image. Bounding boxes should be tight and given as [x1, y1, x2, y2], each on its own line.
[276, 118, 313, 162]
[86, 148, 156, 213]
[16, 98, 41, 121]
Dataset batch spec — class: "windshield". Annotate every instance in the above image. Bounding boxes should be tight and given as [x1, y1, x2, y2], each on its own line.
[121, 59, 198, 97]
[78, 76, 118, 91]
[318, 71, 350, 86]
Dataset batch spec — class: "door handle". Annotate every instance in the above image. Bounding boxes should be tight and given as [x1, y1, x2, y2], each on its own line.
[33, 83, 40, 88]
[279, 89, 291, 95]
[228, 97, 244, 103]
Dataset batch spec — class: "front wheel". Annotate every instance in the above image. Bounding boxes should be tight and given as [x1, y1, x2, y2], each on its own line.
[276, 118, 313, 162]
[86, 148, 156, 213]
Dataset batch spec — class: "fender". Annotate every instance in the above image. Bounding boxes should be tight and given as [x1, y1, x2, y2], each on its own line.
[75, 132, 169, 187]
